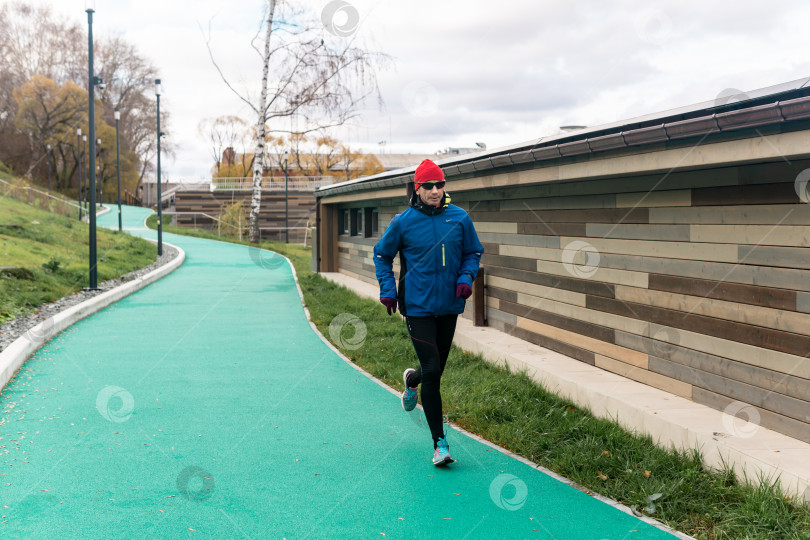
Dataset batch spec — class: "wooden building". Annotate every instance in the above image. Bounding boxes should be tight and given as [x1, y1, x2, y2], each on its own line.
[315, 78, 810, 445]
[174, 189, 316, 242]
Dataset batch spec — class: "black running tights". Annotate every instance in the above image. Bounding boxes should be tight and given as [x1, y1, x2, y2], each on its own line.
[405, 314, 458, 444]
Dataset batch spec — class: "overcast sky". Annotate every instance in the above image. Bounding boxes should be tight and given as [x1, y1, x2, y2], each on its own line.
[29, 0, 810, 179]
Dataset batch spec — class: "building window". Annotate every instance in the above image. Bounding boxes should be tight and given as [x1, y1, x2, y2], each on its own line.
[350, 208, 363, 236]
[364, 208, 378, 238]
[340, 209, 349, 235]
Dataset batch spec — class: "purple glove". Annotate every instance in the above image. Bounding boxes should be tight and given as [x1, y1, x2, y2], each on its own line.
[456, 283, 472, 299]
[380, 297, 397, 315]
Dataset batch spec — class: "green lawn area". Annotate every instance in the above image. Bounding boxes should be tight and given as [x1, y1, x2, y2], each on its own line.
[0, 197, 155, 323]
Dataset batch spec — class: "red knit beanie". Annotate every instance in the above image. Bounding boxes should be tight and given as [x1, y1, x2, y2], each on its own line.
[414, 159, 444, 187]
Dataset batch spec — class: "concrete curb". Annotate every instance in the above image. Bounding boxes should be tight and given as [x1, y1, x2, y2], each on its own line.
[80, 203, 111, 222]
[0, 240, 185, 392]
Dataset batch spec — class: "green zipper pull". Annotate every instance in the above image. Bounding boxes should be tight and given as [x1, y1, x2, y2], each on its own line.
[442, 244, 445, 266]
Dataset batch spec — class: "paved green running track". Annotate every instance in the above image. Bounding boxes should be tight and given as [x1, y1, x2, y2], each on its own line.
[0, 205, 683, 539]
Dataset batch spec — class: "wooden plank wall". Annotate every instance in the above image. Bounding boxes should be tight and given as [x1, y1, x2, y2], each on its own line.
[174, 190, 315, 243]
[462, 160, 810, 443]
[336, 200, 402, 287]
[332, 159, 810, 443]
[337, 237, 379, 286]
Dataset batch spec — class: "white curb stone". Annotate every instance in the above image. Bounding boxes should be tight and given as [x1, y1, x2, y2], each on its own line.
[0, 241, 185, 392]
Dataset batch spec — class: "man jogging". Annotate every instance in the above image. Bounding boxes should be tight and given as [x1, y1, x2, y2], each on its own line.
[373, 158, 484, 466]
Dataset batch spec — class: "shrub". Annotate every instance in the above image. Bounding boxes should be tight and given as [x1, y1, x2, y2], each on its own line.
[218, 200, 247, 240]
[41, 256, 62, 273]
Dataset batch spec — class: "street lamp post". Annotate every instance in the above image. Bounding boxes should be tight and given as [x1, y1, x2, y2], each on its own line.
[96, 137, 102, 203]
[115, 107, 122, 231]
[76, 128, 82, 220]
[86, 0, 98, 289]
[155, 79, 163, 256]
[46, 143, 52, 191]
[284, 150, 289, 243]
[82, 134, 87, 214]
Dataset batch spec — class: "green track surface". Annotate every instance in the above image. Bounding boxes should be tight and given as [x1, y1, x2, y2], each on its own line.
[0, 205, 680, 539]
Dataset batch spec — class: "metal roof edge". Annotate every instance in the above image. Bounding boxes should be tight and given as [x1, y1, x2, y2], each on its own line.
[316, 76, 810, 198]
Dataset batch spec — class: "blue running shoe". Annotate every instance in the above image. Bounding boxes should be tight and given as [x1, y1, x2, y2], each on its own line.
[433, 435, 453, 466]
[401, 368, 418, 411]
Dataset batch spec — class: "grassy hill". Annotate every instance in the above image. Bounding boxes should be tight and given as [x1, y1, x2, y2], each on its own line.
[0, 196, 155, 323]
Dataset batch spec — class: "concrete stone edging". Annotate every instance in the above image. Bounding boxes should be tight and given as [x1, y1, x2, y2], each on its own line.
[0, 240, 185, 392]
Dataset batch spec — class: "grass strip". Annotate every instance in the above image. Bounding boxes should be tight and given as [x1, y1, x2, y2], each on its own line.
[150, 218, 810, 539]
[0, 197, 155, 323]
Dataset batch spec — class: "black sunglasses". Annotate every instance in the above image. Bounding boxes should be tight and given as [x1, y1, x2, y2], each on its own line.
[418, 181, 445, 190]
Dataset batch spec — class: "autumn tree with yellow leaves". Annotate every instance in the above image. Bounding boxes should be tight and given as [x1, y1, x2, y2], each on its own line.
[210, 131, 384, 182]
[0, 1, 168, 200]
[12, 75, 140, 199]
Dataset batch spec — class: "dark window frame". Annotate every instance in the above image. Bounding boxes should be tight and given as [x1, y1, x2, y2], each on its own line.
[364, 208, 377, 238]
[350, 208, 361, 236]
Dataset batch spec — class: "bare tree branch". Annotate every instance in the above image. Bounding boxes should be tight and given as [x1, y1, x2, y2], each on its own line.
[205, 0, 389, 242]
[201, 19, 257, 114]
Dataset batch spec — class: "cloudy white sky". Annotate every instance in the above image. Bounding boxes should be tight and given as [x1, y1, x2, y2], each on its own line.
[29, 0, 810, 179]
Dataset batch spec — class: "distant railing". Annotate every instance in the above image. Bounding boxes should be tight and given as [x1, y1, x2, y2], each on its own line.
[0, 178, 81, 208]
[164, 182, 210, 195]
[0, 178, 82, 218]
[162, 210, 312, 245]
[211, 176, 336, 191]
[123, 190, 141, 207]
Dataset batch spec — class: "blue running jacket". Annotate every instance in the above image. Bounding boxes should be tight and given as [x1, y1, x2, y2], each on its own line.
[373, 194, 484, 317]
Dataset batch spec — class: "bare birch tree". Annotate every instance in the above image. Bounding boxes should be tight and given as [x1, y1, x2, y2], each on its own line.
[206, 0, 387, 242]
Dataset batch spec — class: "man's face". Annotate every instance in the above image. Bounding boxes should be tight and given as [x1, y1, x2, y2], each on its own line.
[416, 181, 445, 207]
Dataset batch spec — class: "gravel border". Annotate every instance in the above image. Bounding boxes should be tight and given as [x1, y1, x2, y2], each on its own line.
[0, 244, 179, 352]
